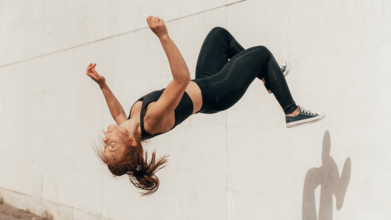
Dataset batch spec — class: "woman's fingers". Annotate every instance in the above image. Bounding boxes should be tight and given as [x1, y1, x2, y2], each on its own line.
[147, 15, 162, 26]
[86, 63, 99, 83]
[146, 15, 167, 38]
[151, 16, 159, 23]
[147, 16, 156, 27]
[86, 63, 91, 72]
[87, 63, 96, 72]
[146, 15, 152, 24]
[86, 63, 97, 79]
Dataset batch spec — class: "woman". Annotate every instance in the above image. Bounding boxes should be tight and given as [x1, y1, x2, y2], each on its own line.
[87, 16, 325, 196]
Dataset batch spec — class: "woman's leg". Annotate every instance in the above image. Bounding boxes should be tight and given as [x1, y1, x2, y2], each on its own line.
[194, 27, 325, 127]
[195, 27, 245, 79]
[195, 27, 288, 95]
[256, 47, 298, 114]
[205, 45, 298, 115]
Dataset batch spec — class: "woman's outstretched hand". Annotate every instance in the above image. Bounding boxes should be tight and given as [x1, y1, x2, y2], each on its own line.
[86, 63, 106, 87]
[146, 16, 168, 39]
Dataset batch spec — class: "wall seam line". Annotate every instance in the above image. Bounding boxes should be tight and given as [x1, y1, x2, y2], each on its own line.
[0, 1, 249, 69]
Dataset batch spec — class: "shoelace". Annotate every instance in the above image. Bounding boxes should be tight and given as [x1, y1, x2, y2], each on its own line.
[299, 106, 317, 116]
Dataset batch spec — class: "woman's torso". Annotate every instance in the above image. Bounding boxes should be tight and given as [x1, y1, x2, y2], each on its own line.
[129, 81, 203, 137]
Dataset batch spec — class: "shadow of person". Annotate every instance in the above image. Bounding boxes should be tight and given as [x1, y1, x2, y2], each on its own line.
[302, 130, 351, 220]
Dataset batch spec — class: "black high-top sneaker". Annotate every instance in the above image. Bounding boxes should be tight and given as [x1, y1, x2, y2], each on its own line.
[286, 106, 326, 128]
[264, 61, 291, 94]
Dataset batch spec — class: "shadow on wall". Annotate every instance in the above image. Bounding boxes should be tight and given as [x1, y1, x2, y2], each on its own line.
[302, 130, 352, 220]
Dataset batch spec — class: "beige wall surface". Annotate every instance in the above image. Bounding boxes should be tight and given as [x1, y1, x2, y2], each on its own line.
[0, 0, 390, 219]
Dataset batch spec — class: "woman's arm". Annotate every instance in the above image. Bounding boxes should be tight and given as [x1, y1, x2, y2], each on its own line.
[86, 63, 127, 125]
[145, 16, 191, 123]
[99, 83, 128, 125]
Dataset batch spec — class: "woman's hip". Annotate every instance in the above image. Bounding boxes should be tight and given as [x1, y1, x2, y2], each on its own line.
[191, 78, 219, 114]
[192, 76, 255, 114]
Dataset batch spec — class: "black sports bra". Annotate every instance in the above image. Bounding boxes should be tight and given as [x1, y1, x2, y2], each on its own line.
[128, 89, 194, 140]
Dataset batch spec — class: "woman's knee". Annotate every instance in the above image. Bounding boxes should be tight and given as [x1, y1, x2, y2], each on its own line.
[252, 45, 271, 56]
[254, 45, 269, 52]
[209, 26, 228, 36]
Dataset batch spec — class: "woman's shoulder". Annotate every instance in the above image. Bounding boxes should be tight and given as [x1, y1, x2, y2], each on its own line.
[130, 99, 160, 133]
[131, 89, 171, 135]
[143, 101, 174, 135]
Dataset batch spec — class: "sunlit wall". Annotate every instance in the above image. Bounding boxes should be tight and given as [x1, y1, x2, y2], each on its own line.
[0, 0, 390, 219]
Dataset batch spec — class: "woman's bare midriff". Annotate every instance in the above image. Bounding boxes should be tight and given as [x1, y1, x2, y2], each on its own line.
[185, 81, 203, 114]
[130, 81, 203, 135]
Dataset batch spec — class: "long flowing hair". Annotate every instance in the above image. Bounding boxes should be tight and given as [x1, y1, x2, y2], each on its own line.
[94, 129, 168, 196]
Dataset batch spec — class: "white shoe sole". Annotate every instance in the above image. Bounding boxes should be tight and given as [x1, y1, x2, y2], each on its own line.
[286, 112, 326, 128]
[283, 61, 291, 77]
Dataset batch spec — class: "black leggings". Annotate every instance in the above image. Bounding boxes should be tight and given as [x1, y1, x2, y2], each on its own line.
[192, 27, 298, 115]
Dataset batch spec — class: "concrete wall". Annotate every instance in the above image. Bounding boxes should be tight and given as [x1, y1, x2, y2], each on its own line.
[0, 0, 390, 219]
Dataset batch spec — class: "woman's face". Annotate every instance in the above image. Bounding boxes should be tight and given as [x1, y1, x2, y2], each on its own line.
[103, 124, 129, 161]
